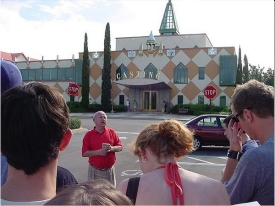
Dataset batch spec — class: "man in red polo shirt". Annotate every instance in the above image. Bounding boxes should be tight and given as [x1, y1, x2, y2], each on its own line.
[82, 111, 123, 187]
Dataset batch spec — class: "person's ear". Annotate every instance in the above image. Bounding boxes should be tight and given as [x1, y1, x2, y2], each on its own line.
[243, 109, 253, 122]
[59, 129, 72, 151]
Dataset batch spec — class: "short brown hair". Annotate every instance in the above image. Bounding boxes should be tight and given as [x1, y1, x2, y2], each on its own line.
[231, 79, 274, 118]
[1, 82, 70, 175]
[132, 119, 194, 163]
[45, 179, 133, 205]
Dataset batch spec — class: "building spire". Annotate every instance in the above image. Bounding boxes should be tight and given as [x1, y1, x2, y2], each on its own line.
[159, 0, 180, 35]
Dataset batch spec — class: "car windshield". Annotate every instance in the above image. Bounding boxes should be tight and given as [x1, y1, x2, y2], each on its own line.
[184, 116, 197, 124]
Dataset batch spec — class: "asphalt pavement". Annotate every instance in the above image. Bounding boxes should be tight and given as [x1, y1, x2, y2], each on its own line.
[70, 111, 196, 121]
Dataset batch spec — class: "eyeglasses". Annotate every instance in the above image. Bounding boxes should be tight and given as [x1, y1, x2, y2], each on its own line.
[231, 107, 253, 122]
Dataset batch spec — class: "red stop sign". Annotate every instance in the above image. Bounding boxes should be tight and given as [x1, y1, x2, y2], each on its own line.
[68, 83, 79, 96]
[204, 85, 217, 99]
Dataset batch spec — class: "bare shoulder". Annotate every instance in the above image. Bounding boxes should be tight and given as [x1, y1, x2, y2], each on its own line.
[117, 178, 129, 194]
[180, 169, 230, 205]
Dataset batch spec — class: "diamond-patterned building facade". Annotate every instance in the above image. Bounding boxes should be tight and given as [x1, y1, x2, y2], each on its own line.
[12, 0, 237, 112]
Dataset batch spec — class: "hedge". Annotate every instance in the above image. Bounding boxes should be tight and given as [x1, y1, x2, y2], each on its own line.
[69, 118, 81, 129]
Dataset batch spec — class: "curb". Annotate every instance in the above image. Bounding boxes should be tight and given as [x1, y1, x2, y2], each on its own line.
[72, 127, 88, 134]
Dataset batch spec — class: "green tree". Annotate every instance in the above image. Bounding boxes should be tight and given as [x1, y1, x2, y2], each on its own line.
[81, 33, 90, 110]
[263, 68, 274, 86]
[243, 54, 249, 83]
[236, 46, 242, 84]
[249, 64, 264, 82]
[101, 22, 112, 108]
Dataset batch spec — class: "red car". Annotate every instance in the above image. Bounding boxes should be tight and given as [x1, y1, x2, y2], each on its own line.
[184, 114, 229, 150]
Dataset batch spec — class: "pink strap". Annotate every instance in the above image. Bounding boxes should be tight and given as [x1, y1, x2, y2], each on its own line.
[156, 163, 184, 205]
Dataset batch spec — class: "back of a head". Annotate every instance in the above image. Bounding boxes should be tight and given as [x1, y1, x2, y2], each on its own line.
[223, 114, 233, 128]
[45, 179, 133, 205]
[1, 82, 70, 175]
[1, 60, 22, 93]
[133, 119, 194, 161]
[231, 79, 274, 118]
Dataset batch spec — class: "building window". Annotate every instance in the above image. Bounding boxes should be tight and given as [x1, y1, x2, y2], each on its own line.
[177, 95, 183, 104]
[144, 63, 158, 79]
[198, 95, 204, 104]
[220, 96, 226, 107]
[119, 95, 124, 105]
[220, 55, 237, 86]
[21, 70, 29, 81]
[199, 67, 205, 80]
[29, 69, 36, 81]
[20, 68, 75, 82]
[43, 69, 50, 80]
[58, 68, 66, 80]
[174, 62, 188, 84]
[36, 69, 43, 80]
[65, 68, 74, 81]
[116, 64, 129, 80]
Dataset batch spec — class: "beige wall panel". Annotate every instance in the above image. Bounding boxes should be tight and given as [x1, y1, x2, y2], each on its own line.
[171, 50, 191, 66]
[111, 51, 122, 62]
[16, 62, 29, 69]
[90, 82, 102, 100]
[79, 53, 83, 59]
[224, 47, 235, 55]
[53, 83, 64, 94]
[182, 81, 201, 101]
[26, 61, 43, 69]
[205, 60, 219, 80]
[57, 60, 74, 67]
[113, 52, 131, 67]
[127, 62, 140, 78]
[111, 82, 122, 100]
[186, 60, 198, 80]
[42, 61, 58, 68]
[90, 63, 102, 80]
[168, 81, 180, 100]
[192, 49, 212, 67]
[223, 86, 235, 98]
[122, 87, 129, 97]
[162, 61, 176, 80]
[184, 48, 201, 60]
[111, 63, 117, 80]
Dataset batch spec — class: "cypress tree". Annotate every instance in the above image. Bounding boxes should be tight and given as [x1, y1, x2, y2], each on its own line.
[101, 22, 112, 108]
[243, 54, 249, 83]
[81, 33, 90, 110]
[236, 46, 242, 85]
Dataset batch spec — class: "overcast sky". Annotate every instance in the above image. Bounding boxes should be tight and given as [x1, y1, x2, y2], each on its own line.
[1, 0, 274, 69]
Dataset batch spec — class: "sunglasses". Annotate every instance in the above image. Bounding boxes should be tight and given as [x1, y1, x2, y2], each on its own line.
[231, 107, 253, 122]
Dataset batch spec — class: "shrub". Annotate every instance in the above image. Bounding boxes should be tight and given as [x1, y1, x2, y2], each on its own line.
[67, 102, 86, 113]
[70, 118, 81, 129]
[169, 104, 231, 115]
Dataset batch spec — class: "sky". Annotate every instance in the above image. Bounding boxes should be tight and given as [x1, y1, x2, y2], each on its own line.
[1, 0, 274, 69]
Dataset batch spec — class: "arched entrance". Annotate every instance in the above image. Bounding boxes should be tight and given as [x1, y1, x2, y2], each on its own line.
[143, 91, 158, 112]
[116, 78, 170, 112]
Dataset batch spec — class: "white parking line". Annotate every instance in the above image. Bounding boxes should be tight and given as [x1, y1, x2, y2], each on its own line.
[117, 131, 139, 135]
[186, 156, 216, 164]
[178, 162, 225, 166]
[119, 137, 127, 139]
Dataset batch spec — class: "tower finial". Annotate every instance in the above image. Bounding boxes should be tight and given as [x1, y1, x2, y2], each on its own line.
[159, 0, 180, 35]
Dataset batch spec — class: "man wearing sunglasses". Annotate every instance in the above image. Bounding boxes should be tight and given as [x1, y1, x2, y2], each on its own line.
[221, 80, 274, 205]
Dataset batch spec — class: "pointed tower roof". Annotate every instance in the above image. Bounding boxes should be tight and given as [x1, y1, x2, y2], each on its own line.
[159, 0, 180, 35]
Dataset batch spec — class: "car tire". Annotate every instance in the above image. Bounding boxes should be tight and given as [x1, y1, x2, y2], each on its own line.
[193, 136, 202, 151]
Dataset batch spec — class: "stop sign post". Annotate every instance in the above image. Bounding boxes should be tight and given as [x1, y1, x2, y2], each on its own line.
[204, 86, 217, 105]
[68, 83, 79, 96]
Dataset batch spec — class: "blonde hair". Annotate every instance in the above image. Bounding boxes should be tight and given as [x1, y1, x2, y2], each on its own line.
[132, 119, 194, 162]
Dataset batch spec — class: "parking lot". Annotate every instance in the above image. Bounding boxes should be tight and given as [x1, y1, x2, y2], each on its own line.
[58, 115, 229, 186]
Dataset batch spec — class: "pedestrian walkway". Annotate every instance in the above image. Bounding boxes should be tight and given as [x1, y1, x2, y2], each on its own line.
[70, 112, 195, 121]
